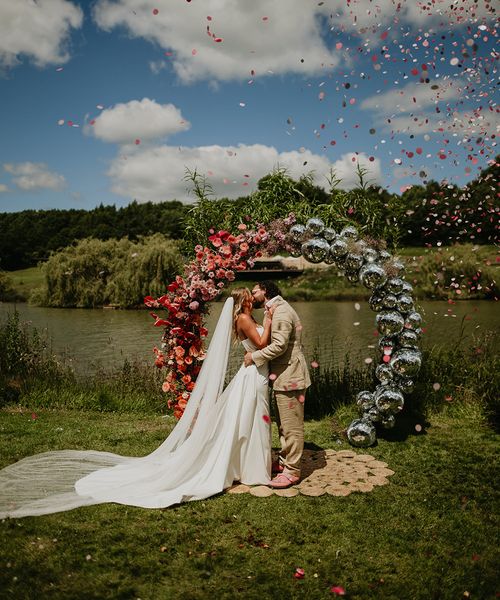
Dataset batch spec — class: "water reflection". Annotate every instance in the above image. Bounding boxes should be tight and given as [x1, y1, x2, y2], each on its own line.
[0, 300, 497, 376]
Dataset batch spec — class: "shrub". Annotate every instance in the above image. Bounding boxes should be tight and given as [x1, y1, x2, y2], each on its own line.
[32, 234, 183, 308]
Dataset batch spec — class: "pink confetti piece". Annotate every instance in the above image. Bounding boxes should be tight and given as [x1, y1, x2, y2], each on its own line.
[310, 361, 319, 368]
[331, 587, 346, 596]
[294, 568, 305, 579]
[152, 8, 159, 15]
[262, 415, 271, 424]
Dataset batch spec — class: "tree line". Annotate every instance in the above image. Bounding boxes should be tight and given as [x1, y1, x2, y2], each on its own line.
[0, 200, 186, 270]
[0, 159, 497, 272]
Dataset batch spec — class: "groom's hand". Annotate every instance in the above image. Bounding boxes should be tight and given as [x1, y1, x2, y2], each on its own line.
[244, 352, 254, 367]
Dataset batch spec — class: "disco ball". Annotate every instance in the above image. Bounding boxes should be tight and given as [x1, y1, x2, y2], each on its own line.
[374, 386, 405, 413]
[330, 237, 349, 258]
[344, 252, 364, 272]
[339, 225, 359, 241]
[289, 224, 306, 243]
[369, 291, 386, 312]
[346, 419, 376, 447]
[390, 349, 422, 378]
[360, 263, 387, 290]
[301, 237, 330, 263]
[322, 227, 337, 242]
[375, 363, 394, 385]
[382, 294, 398, 310]
[363, 247, 379, 263]
[306, 217, 325, 236]
[376, 311, 405, 336]
[385, 277, 405, 295]
[397, 329, 419, 349]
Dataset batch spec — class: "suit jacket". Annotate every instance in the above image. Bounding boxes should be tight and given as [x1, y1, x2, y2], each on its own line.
[252, 297, 311, 392]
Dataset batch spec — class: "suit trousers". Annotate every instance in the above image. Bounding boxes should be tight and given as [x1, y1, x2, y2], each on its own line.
[274, 389, 305, 478]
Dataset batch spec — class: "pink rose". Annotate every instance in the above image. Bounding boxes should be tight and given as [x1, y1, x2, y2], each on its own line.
[189, 301, 199, 311]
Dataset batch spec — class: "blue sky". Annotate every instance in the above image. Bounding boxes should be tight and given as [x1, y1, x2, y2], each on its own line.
[0, 0, 497, 213]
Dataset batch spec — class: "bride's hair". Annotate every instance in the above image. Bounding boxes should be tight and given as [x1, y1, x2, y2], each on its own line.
[231, 287, 253, 339]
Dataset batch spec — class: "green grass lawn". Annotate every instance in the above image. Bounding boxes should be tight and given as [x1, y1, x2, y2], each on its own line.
[5, 267, 44, 301]
[0, 405, 498, 600]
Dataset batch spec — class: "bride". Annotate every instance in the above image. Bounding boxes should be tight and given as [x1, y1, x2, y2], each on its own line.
[0, 288, 273, 518]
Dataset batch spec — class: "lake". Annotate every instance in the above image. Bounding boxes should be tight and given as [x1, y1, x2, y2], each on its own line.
[1, 300, 497, 377]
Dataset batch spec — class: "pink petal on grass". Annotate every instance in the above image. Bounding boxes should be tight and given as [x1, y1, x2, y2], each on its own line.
[331, 586, 345, 595]
[294, 568, 305, 579]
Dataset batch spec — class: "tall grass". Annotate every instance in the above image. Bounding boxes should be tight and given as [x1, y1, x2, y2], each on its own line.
[1, 311, 498, 430]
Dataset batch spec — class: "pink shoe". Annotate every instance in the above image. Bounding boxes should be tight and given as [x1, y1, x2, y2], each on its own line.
[272, 461, 284, 474]
[268, 473, 300, 489]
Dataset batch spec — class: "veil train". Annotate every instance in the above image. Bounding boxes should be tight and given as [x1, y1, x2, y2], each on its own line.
[0, 298, 235, 518]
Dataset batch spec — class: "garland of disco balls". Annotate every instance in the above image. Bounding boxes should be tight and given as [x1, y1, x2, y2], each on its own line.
[288, 218, 423, 448]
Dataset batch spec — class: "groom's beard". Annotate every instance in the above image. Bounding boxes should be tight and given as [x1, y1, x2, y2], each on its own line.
[252, 299, 265, 308]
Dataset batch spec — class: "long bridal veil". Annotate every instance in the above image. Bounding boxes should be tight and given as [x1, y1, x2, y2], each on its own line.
[0, 297, 234, 518]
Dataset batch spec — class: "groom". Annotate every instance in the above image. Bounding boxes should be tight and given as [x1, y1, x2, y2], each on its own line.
[244, 281, 311, 489]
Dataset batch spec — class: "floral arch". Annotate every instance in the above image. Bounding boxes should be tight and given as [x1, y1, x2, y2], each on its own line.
[145, 215, 422, 448]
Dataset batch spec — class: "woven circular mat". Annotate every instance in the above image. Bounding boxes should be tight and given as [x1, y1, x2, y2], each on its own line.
[227, 449, 394, 498]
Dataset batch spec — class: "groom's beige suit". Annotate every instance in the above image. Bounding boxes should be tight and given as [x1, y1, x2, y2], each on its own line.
[251, 296, 311, 478]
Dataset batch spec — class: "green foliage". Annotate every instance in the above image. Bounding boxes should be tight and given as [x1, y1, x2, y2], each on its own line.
[0, 270, 21, 302]
[0, 200, 187, 270]
[405, 244, 499, 300]
[0, 311, 68, 406]
[32, 234, 183, 308]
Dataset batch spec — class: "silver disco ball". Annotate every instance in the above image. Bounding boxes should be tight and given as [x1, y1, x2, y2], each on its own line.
[363, 247, 379, 263]
[289, 224, 306, 243]
[306, 217, 325, 236]
[364, 406, 383, 423]
[375, 363, 394, 385]
[346, 271, 360, 283]
[323, 250, 337, 264]
[405, 311, 423, 329]
[369, 292, 385, 312]
[376, 311, 405, 336]
[330, 237, 349, 258]
[356, 390, 375, 412]
[378, 250, 392, 263]
[390, 349, 422, 378]
[374, 386, 405, 413]
[301, 237, 330, 263]
[385, 277, 405, 295]
[344, 252, 364, 272]
[382, 294, 398, 310]
[378, 336, 397, 352]
[396, 293, 414, 314]
[397, 329, 419, 349]
[395, 376, 415, 393]
[401, 280, 414, 294]
[346, 419, 376, 447]
[360, 263, 387, 290]
[340, 225, 359, 241]
[289, 244, 303, 258]
[381, 414, 396, 429]
[322, 227, 337, 242]
[391, 259, 406, 275]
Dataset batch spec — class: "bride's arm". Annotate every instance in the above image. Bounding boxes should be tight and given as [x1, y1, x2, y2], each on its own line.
[237, 313, 272, 349]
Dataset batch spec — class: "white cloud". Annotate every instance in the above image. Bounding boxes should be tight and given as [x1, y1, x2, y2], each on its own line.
[0, 183, 9, 193]
[106, 143, 382, 203]
[358, 78, 499, 138]
[87, 98, 190, 144]
[149, 60, 167, 75]
[320, 0, 495, 38]
[93, 0, 341, 83]
[3, 162, 66, 191]
[0, 0, 83, 69]
[92, 1, 495, 83]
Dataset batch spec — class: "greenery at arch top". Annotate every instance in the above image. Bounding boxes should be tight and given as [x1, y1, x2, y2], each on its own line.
[181, 165, 407, 256]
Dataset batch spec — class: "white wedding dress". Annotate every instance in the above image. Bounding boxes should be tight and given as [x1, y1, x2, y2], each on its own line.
[0, 298, 271, 518]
